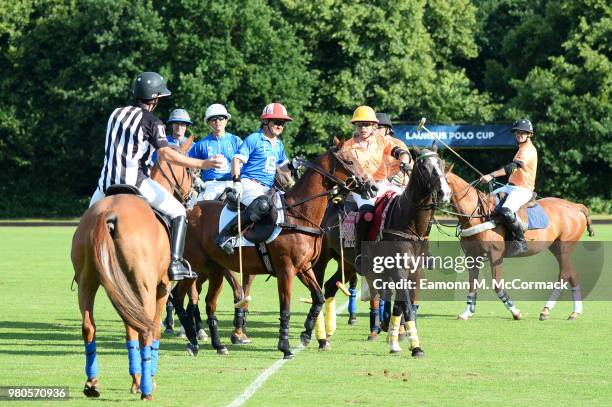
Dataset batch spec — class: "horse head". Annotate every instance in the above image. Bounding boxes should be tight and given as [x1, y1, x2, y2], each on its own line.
[411, 144, 452, 205]
[327, 137, 376, 199]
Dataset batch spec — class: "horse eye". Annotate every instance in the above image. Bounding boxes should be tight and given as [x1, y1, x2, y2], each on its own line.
[345, 160, 353, 165]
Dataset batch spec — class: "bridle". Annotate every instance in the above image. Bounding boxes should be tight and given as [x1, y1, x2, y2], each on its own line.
[153, 159, 197, 208]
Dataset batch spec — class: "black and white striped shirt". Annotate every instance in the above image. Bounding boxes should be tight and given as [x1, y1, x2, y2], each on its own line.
[97, 104, 169, 192]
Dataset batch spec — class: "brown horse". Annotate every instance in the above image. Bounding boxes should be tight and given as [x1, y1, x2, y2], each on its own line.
[445, 168, 594, 321]
[167, 166, 297, 352]
[71, 139, 194, 400]
[313, 147, 452, 355]
[183, 140, 372, 358]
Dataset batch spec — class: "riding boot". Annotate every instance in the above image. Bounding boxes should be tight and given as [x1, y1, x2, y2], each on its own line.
[215, 213, 251, 255]
[168, 216, 197, 281]
[498, 207, 527, 257]
[354, 204, 375, 270]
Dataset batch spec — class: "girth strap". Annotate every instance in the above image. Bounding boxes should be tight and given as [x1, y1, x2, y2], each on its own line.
[278, 222, 324, 236]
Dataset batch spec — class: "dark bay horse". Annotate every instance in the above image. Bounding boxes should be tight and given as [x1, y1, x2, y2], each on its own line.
[71, 139, 194, 400]
[183, 140, 372, 358]
[445, 168, 594, 321]
[315, 146, 452, 355]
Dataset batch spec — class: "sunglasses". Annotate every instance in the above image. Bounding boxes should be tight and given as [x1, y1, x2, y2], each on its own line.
[208, 116, 227, 122]
[355, 122, 375, 128]
[269, 120, 287, 126]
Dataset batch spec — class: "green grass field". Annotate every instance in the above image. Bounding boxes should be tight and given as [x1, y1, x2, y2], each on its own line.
[1, 226, 611, 406]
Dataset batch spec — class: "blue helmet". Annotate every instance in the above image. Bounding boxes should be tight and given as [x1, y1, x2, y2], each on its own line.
[167, 108, 193, 126]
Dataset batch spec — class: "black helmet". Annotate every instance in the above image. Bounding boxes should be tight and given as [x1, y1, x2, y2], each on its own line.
[511, 119, 533, 134]
[132, 72, 171, 100]
[376, 113, 393, 132]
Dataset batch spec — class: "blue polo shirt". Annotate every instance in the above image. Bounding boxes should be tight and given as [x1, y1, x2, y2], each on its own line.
[189, 132, 242, 181]
[236, 130, 288, 187]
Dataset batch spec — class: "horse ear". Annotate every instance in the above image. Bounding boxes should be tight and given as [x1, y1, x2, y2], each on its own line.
[413, 144, 421, 155]
[445, 162, 454, 174]
[333, 136, 343, 148]
[182, 135, 194, 153]
[432, 141, 438, 152]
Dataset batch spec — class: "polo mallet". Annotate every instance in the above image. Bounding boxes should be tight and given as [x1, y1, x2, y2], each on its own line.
[416, 117, 485, 177]
[234, 197, 251, 309]
[336, 212, 351, 296]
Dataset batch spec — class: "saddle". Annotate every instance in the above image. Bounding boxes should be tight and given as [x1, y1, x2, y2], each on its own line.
[223, 191, 280, 244]
[106, 184, 171, 239]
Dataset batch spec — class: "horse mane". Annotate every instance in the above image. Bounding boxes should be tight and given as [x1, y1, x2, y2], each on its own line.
[446, 171, 494, 216]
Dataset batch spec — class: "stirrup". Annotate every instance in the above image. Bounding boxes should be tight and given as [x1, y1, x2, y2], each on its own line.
[217, 236, 236, 255]
[168, 259, 197, 281]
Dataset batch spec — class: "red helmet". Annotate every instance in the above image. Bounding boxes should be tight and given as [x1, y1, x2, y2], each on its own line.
[261, 103, 293, 121]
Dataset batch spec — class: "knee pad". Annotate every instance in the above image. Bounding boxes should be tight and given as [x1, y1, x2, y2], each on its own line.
[247, 197, 271, 223]
[497, 207, 516, 223]
[359, 204, 375, 223]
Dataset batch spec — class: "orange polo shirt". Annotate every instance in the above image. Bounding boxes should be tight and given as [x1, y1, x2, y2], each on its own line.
[508, 139, 538, 191]
[342, 133, 403, 181]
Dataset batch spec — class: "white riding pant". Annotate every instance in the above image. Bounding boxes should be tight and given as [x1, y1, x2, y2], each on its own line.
[491, 184, 533, 213]
[89, 178, 186, 219]
[240, 178, 270, 206]
[198, 180, 234, 201]
[351, 180, 403, 208]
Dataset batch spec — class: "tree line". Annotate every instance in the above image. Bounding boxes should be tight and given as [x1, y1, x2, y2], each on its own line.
[0, 0, 610, 217]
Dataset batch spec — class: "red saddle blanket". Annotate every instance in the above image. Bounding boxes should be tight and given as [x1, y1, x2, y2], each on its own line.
[368, 190, 398, 241]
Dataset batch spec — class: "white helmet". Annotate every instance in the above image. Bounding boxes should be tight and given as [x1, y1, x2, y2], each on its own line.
[205, 103, 231, 121]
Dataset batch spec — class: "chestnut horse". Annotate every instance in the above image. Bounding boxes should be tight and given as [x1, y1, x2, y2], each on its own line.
[183, 140, 372, 358]
[168, 166, 296, 352]
[445, 168, 594, 321]
[71, 139, 194, 400]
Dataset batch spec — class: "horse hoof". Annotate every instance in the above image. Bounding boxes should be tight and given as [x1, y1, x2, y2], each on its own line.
[282, 351, 294, 359]
[513, 312, 522, 321]
[197, 329, 208, 341]
[230, 333, 251, 345]
[164, 328, 174, 335]
[186, 343, 199, 357]
[367, 333, 378, 341]
[389, 348, 402, 354]
[348, 315, 357, 325]
[411, 347, 425, 358]
[539, 313, 549, 321]
[318, 339, 330, 351]
[140, 393, 153, 401]
[300, 332, 311, 347]
[217, 346, 229, 355]
[568, 312, 579, 320]
[130, 383, 140, 394]
[83, 379, 100, 398]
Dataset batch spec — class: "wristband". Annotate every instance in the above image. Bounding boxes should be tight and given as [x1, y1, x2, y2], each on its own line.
[232, 175, 240, 182]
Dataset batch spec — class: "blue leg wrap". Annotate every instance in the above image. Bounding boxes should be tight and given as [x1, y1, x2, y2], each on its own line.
[379, 299, 386, 321]
[126, 340, 141, 375]
[348, 288, 357, 314]
[140, 346, 153, 396]
[84, 341, 99, 379]
[151, 340, 159, 376]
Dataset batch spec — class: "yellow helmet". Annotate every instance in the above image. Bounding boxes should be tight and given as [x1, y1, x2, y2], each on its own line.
[350, 106, 378, 124]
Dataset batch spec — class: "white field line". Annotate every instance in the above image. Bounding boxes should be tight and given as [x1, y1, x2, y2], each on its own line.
[225, 295, 354, 407]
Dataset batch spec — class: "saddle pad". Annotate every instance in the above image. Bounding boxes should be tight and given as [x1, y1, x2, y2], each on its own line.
[368, 190, 398, 241]
[494, 195, 549, 230]
[340, 212, 358, 248]
[218, 193, 284, 247]
[526, 203, 549, 230]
